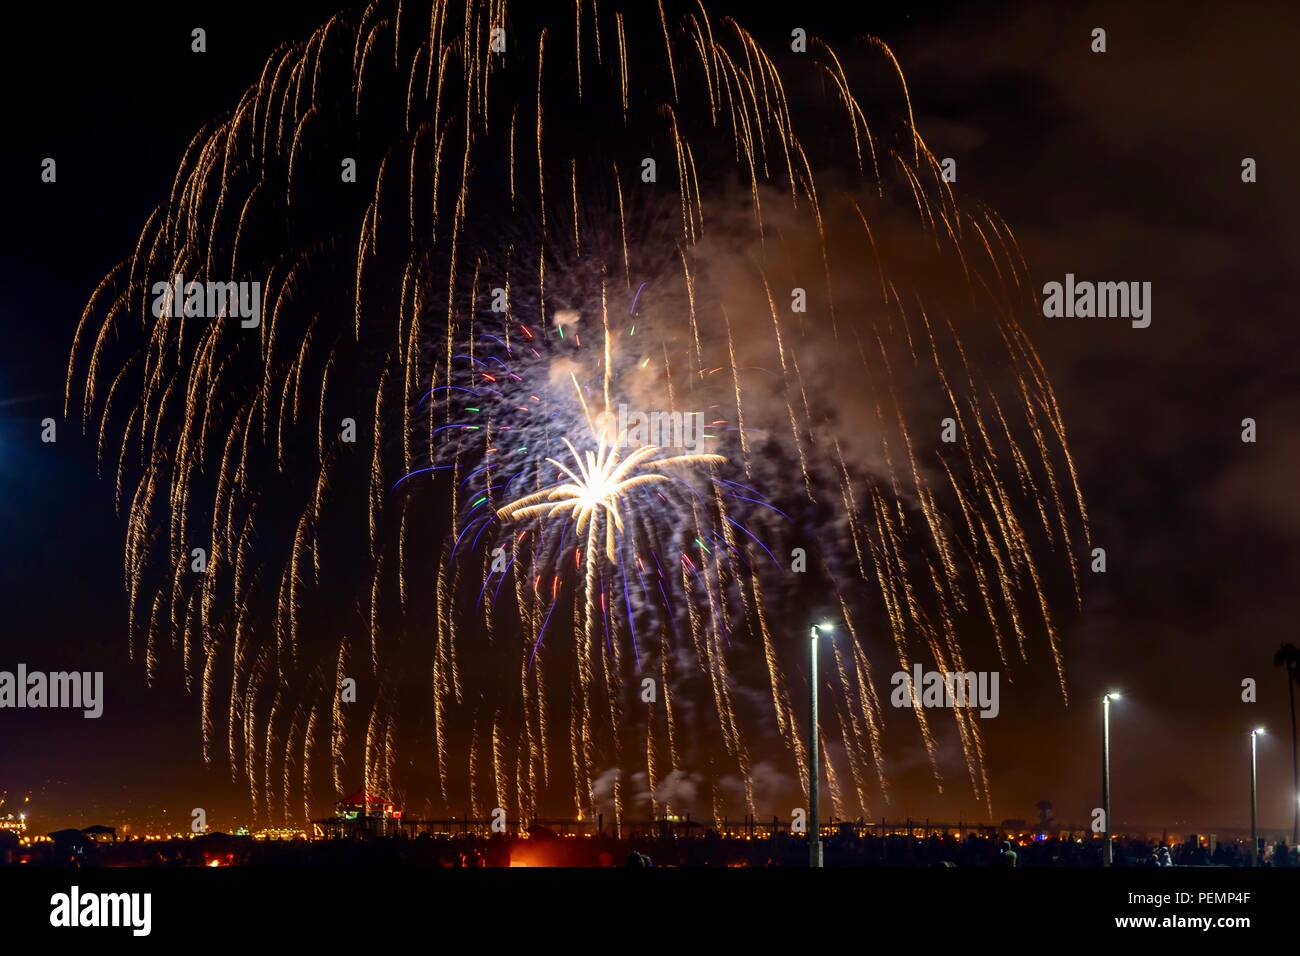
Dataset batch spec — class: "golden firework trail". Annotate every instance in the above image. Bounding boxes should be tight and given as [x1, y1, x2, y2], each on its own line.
[67, 0, 1088, 827]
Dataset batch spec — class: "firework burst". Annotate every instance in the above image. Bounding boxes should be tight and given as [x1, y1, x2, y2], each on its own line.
[496, 436, 725, 564]
[67, 0, 1088, 827]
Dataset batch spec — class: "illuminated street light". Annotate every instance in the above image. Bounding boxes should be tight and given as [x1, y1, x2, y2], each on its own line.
[808, 622, 834, 868]
[1250, 728, 1266, 867]
[1102, 692, 1122, 867]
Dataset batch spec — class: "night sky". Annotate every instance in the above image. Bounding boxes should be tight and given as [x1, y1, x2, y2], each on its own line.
[2, 0, 1297, 837]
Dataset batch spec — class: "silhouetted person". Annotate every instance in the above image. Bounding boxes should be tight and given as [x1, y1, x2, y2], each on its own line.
[997, 840, 1018, 867]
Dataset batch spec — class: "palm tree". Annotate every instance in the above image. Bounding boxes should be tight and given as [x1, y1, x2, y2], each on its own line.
[1274, 643, 1300, 845]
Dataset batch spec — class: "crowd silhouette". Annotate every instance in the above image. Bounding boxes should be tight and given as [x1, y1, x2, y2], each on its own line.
[4, 827, 1296, 868]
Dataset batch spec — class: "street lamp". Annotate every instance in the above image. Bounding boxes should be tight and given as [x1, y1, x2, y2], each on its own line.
[809, 622, 834, 868]
[1250, 728, 1266, 867]
[1102, 692, 1121, 867]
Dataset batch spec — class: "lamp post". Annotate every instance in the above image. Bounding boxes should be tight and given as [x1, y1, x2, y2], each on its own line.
[809, 622, 833, 867]
[1102, 692, 1121, 867]
[1251, 728, 1265, 867]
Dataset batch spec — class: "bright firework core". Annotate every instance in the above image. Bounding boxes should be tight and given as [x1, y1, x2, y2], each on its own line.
[498, 437, 726, 562]
[497, 363, 726, 566]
